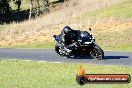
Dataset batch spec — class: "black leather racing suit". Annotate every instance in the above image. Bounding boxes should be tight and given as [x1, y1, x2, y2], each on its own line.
[60, 30, 80, 49]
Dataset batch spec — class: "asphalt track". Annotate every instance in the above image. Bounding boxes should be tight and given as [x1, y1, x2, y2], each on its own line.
[0, 48, 131, 66]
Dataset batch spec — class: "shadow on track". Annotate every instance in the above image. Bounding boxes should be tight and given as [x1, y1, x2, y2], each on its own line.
[70, 55, 129, 60]
[104, 56, 129, 59]
[71, 56, 92, 59]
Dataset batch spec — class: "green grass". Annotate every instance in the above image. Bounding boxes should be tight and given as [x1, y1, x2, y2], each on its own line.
[9, 0, 30, 11]
[1, 42, 55, 49]
[2, 42, 132, 51]
[81, 0, 132, 20]
[9, 0, 59, 11]
[2, 28, 132, 51]
[101, 44, 132, 51]
[95, 28, 132, 51]
[0, 59, 131, 88]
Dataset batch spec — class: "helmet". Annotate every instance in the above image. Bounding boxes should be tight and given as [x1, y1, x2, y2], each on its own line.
[63, 26, 72, 34]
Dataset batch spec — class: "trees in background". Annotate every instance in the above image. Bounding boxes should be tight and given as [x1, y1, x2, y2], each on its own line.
[29, 0, 49, 20]
[0, 0, 66, 18]
[0, 0, 65, 22]
[14, 0, 21, 12]
[0, 0, 11, 16]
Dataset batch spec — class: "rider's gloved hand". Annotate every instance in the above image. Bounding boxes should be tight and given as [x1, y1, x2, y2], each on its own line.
[67, 44, 74, 49]
[67, 42, 78, 50]
[64, 46, 72, 53]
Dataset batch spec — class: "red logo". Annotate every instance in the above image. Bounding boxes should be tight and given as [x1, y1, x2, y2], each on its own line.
[76, 65, 131, 85]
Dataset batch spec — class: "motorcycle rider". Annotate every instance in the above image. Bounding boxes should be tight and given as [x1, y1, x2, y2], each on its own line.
[60, 26, 80, 53]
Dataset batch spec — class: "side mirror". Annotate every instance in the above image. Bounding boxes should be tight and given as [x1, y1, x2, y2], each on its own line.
[89, 28, 91, 31]
[53, 35, 57, 38]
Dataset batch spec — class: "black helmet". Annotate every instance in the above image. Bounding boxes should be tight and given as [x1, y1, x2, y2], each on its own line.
[63, 26, 72, 34]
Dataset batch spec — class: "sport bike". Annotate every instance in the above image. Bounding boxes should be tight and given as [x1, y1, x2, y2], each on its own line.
[53, 28, 104, 60]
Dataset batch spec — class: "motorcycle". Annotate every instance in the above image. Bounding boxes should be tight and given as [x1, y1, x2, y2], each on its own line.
[53, 28, 104, 60]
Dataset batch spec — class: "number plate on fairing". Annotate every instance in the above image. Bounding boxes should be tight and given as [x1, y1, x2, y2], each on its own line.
[84, 42, 91, 44]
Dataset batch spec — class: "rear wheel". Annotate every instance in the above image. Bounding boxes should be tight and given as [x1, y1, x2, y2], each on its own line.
[90, 45, 104, 60]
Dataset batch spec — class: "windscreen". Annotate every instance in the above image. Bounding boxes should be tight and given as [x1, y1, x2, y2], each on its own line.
[80, 31, 92, 42]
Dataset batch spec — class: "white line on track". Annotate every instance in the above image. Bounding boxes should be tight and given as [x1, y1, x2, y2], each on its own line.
[7, 59, 62, 64]
[36, 61, 61, 63]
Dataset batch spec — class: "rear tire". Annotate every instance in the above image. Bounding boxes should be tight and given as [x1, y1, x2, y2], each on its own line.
[90, 45, 104, 60]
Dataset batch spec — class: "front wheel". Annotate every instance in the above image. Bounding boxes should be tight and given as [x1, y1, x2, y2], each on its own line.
[90, 45, 104, 60]
[55, 44, 70, 58]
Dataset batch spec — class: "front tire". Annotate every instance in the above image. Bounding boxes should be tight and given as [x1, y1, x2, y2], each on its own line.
[55, 44, 70, 58]
[55, 44, 63, 57]
[90, 45, 104, 60]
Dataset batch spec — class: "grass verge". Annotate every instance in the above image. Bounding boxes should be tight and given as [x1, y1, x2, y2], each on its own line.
[1, 42, 132, 51]
[81, 0, 132, 20]
[0, 59, 131, 88]
[1, 42, 55, 49]
[101, 44, 132, 51]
